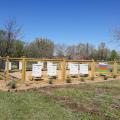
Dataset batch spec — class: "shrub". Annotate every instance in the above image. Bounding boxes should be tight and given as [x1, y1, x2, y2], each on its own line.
[80, 77, 85, 82]
[113, 75, 117, 79]
[66, 77, 71, 83]
[104, 76, 108, 80]
[48, 79, 53, 84]
[91, 77, 94, 81]
[7, 80, 17, 89]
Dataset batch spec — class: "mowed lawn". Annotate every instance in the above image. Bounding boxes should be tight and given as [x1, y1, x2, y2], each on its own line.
[0, 80, 120, 120]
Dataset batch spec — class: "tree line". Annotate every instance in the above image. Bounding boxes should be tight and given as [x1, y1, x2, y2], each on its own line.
[0, 20, 119, 61]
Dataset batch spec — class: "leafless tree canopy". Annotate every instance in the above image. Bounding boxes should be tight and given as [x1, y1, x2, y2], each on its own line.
[114, 28, 120, 41]
[0, 19, 119, 60]
[0, 19, 23, 56]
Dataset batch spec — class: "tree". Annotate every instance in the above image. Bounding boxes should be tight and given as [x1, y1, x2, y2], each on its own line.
[55, 44, 69, 58]
[97, 42, 111, 60]
[113, 28, 120, 41]
[55, 43, 97, 60]
[0, 19, 23, 57]
[66, 45, 76, 59]
[25, 38, 54, 58]
[110, 50, 118, 60]
[13, 40, 25, 57]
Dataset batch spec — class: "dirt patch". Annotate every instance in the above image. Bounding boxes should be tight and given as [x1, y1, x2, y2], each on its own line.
[38, 89, 89, 112]
[95, 88, 112, 94]
[113, 95, 120, 100]
[0, 70, 119, 92]
[111, 103, 120, 110]
[38, 89, 110, 120]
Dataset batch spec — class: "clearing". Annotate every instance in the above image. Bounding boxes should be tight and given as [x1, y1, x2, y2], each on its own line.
[0, 80, 120, 120]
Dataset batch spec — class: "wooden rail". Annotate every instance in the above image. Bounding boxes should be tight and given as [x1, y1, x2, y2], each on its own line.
[0, 56, 118, 83]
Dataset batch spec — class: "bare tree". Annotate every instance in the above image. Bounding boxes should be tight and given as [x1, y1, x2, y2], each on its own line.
[113, 28, 120, 41]
[4, 19, 22, 39]
[25, 38, 54, 58]
[0, 19, 22, 56]
[97, 42, 111, 60]
[54, 44, 68, 57]
[3, 19, 22, 56]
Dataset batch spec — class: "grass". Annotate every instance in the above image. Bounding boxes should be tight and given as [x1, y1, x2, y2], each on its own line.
[0, 92, 80, 120]
[0, 80, 120, 120]
[51, 80, 120, 120]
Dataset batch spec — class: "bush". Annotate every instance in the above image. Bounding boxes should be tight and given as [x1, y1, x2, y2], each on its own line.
[104, 76, 108, 80]
[113, 75, 117, 79]
[91, 77, 94, 81]
[48, 79, 53, 84]
[7, 80, 17, 89]
[80, 77, 85, 82]
[66, 77, 71, 83]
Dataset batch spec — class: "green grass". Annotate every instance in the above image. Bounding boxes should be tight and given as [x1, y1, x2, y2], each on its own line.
[51, 80, 120, 120]
[0, 92, 82, 120]
[0, 80, 120, 120]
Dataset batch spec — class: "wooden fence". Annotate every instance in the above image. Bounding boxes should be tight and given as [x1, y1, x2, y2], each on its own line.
[0, 56, 118, 83]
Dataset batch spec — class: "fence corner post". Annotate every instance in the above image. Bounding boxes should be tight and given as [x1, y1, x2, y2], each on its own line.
[113, 60, 117, 76]
[6, 56, 10, 80]
[61, 58, 66, 82]
[0, 56, 1, 72]
[91, 59, 95, 78]
[22, 56, 26, 82]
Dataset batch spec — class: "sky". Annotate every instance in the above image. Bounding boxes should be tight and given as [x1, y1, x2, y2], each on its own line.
[0, 0, 120, 49]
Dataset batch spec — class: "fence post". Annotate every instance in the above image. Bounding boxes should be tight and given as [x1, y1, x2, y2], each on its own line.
[0, 56, 1, 71]
[113, 60, 117, 76]
[22, 56, 26, 82]
[91, 59, 95, 78]
[6, 56, 10, 80]
[78, 62, 80, 80]
[61, 58, 66, 82]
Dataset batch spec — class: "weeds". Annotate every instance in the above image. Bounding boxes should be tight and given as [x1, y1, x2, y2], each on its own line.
[7, 80, 17, 89]
[66, 77, 71, 83]
[80, 77, 85, 82]
[91, 77, 94, 80]
[104, 76, 108, 80]
[113, 75, 117, 79]
[48, 79, 53, 84]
